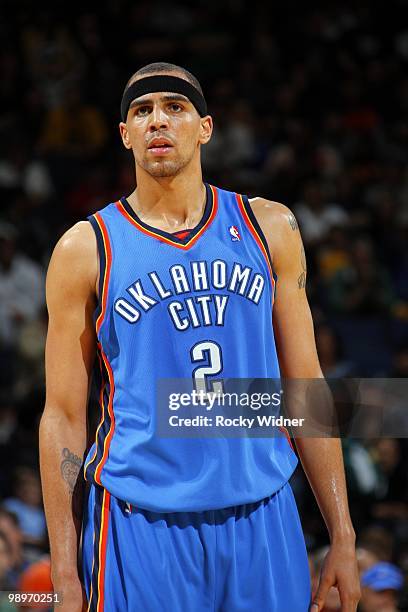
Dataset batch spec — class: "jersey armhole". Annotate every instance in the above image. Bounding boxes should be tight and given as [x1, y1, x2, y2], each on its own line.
[236, 194, 278, 296]
[87, 213, 111, 333]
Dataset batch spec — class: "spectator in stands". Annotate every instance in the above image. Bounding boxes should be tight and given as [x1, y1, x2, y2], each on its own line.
[0, 144, 54, 203]
[0, 224, 44, 348]
[38, 83, 107, 159]
[357, 546, 380, 575]
[358, 525, 395, 564]
[0, 395, 19, 497]
[391, 344, 408, 378]
[0, 530, 13, 590]
[2, 468, 46, 550]
[0, 509, 29, 589]
[359, 561, 403, 612]
[343, 440, 379, 529]
[315, 323, 355, 377]
[0, 530, 17, 611]
[383, 353, 408, 434]
[327, 237, 394, 316]
[294, 179, 349, 246]
[38, 82, 108, 191]
[18, 556, 53, 612]
[316, 226, 351, 283]
[15, 307, 47, 399]
[370, 439, 408, 523]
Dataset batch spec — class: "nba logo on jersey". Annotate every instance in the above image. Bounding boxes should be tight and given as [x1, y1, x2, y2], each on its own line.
[229, 225, 241, 241]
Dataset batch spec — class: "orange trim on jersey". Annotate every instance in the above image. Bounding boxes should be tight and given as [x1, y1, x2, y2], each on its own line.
[93, 213, 112, 335]
[84, 348, 107, 481]
[94, 348, 116, 485]
[235, 193, 275, 301]
[115, 184, 218, 250]
[96, 489, 111, 612]
[279, 425, 295, 452]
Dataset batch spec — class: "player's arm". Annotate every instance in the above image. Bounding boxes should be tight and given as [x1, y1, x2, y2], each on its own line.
[251, 199, 361, 612]
[39, 221, 98, 611]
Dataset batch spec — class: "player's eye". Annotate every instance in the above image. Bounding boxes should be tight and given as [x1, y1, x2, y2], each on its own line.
[135, 106, 151, 116]
[169, 103, 183, 112]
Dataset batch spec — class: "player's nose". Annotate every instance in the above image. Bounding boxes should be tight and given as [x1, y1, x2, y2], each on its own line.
[148, 103, 169, 131]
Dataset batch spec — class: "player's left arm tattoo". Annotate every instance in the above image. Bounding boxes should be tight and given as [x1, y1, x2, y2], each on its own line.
[298, 245, 307, 289]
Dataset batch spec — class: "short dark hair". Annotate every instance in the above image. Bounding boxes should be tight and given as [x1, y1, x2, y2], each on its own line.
[124, 62, 204, 97]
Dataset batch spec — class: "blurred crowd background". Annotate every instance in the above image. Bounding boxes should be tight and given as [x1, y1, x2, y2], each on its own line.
[0, 1, 407, 610]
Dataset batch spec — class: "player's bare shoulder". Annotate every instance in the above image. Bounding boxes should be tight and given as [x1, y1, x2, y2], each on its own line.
[47, 221, 98, 299]
[249, 197, 301, 258]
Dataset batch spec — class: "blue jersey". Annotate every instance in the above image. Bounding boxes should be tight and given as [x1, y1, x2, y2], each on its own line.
[83, 184, 297, 512]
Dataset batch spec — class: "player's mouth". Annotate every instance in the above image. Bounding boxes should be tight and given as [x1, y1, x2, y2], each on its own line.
[147, 137, 174, 156]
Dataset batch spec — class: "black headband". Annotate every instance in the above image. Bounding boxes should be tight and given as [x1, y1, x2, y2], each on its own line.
[121, 75, 207, 122]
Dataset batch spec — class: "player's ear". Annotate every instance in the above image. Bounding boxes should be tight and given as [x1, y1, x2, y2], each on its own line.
[119, 122, 133, 150]
[199, 115, 213, 145]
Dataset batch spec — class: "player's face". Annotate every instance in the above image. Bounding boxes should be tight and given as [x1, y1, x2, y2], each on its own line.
[120, 83, 212, 178]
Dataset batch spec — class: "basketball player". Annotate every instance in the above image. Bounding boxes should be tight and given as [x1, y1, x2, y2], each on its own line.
[39, 63, 361, 611]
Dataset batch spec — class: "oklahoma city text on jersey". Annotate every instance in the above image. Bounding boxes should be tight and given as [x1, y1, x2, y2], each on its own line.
[114, 259, 266, 329]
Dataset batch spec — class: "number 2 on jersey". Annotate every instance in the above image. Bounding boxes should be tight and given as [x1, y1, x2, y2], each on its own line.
[190, 340, 224, 395]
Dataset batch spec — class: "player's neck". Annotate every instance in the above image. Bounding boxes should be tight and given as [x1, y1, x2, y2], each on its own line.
[128, 168, 206, 230]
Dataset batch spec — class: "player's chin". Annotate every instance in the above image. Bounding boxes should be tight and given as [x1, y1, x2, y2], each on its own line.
[144, 160, 183, 178]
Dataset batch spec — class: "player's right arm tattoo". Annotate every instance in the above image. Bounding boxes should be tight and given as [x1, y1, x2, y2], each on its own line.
[298, 245, 307, 289]
[60, 447, 82, 493]
[287, 213, 299, 231]
[60, 447, 84, 521]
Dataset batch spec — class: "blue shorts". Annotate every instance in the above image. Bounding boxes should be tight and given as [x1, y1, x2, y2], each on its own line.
[81, 481, 311, 611]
